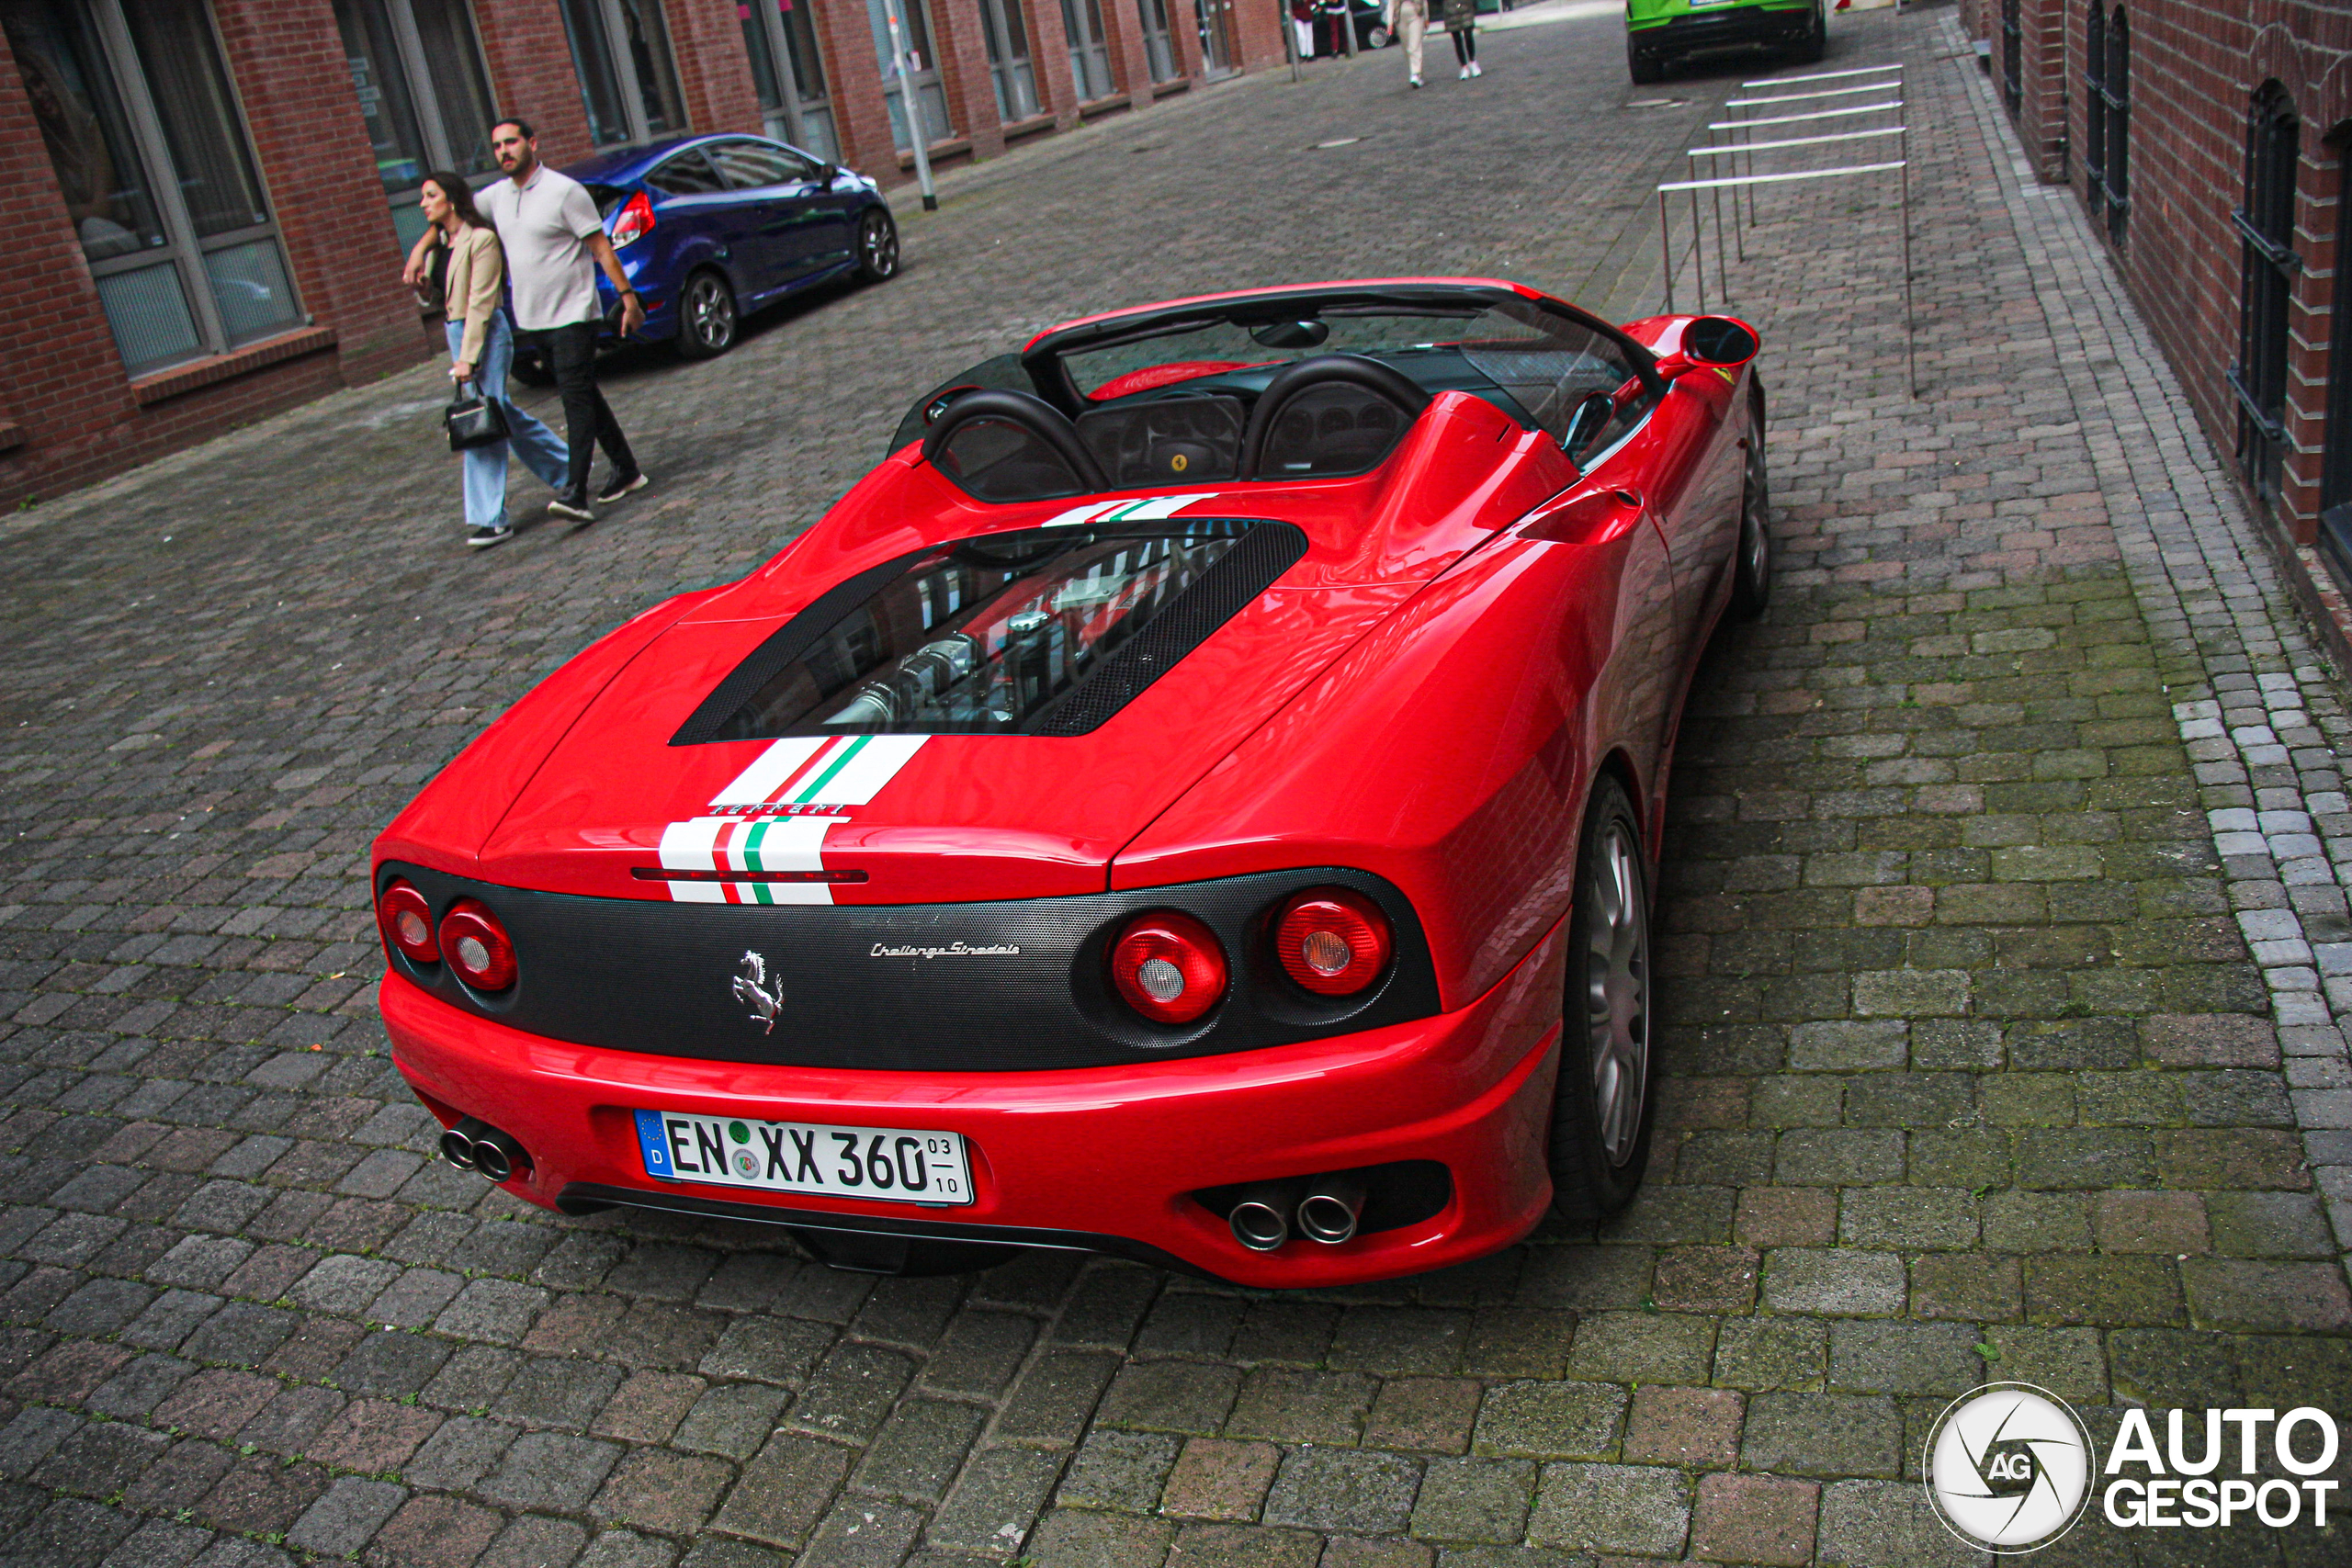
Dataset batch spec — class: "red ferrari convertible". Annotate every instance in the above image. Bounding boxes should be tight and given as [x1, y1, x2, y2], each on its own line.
[372, 279, 1769, 1286]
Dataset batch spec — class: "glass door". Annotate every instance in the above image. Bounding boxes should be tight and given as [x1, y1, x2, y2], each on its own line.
[1193, 0, 1233, 76]
[1061, 0, 1111, 102]
[742, 0, 837, 162]
[977, 0, 1037, 121]
[865, 0, 951, 151]
[1135, 0, 1174, 82]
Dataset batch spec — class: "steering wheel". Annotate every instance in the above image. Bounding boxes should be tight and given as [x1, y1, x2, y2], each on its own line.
[1238, 354, 1434, 480]
[922, 389, 1109, 495]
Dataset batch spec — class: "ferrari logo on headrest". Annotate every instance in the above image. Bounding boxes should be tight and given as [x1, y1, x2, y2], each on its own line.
[1170, 452, 1189, 472]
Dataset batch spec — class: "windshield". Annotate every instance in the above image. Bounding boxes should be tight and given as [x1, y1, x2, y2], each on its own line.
[888, 289, 1658, 468]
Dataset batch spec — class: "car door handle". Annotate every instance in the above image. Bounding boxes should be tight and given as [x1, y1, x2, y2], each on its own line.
[1523, 488, 1644, 545]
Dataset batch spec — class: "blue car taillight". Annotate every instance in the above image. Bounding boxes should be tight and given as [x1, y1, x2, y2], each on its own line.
[610, 189, 655, 248]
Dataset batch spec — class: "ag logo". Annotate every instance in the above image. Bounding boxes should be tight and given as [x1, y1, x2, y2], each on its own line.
[731, 950, 782, 1035]
[1924, 1383, 2097, 1553]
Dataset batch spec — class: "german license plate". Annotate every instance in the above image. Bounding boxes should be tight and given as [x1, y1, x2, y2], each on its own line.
[634, 1110, 973, 1206]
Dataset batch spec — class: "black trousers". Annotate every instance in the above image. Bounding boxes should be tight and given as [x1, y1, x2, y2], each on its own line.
[523, 320, 636, 501]
[1451, 24, 1475, 62]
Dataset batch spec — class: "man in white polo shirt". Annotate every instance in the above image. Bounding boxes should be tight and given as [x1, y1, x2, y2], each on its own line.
[471, 117, 648, 523]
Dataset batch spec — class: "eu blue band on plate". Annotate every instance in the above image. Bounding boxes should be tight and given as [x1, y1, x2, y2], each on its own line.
[635, 1109, 674, 1177]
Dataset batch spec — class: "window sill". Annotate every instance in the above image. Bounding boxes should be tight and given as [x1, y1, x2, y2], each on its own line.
[1002, 113, 1057, 142]
[1151, 76, 1191, 96]
[130, 325, 338, 407]
[1079, 93, 1130, 119]
[896, 137, 971, 170]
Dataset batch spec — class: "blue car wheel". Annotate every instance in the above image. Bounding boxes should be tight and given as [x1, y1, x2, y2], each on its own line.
[677, 269, 739, 360]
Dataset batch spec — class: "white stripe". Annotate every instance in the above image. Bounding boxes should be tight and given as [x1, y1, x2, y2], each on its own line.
[803, 736, 928, 806]
[1042, 501, 1116, 528]
[733, 816, 844, 906]
[709, 737, 831, 807]
[1116, 492, 1219, 520]
[660, 817, 725, 871]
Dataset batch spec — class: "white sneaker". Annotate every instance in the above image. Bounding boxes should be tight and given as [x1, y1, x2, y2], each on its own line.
[1470, 60, 1481, 76]
[1409, 73, 1421, 86]
[1458, 64, 1469, 78]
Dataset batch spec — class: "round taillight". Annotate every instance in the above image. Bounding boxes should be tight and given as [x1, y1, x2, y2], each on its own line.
[1273, 888, 1392, 996]
[437, 901, 517, 991]
[379, 882, 439, 964]
[1108, 911, 1227, 1024]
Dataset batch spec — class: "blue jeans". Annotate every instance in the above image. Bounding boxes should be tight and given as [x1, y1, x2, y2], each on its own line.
[447, 311, 568, 528]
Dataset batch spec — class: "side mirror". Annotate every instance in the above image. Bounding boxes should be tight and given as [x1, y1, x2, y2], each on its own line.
[819, 163, 842, 186]
[1681, 315, 1760, 368]
[1562, 390, 1616, 462]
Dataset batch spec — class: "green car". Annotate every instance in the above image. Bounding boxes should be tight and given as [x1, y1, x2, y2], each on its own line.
[1624, 0, 1826, 83]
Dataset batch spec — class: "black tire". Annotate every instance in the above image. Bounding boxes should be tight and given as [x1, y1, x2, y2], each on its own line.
[1627, 37, 1664, 84]
[1547, 773, 1657, 1225]
[675, 269, 738, 360]
[1795, 2, 1826, 62]
[1728, 397, 1771, 620]
[856, 209, 900, 283]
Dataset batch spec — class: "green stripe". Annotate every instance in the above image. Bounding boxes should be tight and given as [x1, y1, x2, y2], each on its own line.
[751, 882, 775, 905]
[742, 818, 770, 873]
[790, 735, 869, 803]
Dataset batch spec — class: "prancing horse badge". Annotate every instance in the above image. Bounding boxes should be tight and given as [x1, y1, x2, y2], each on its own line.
[731, 951, 782, 1034]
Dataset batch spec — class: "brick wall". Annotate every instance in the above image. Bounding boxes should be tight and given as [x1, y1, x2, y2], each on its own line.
[1967, 0, 2352, 550]
[666, 0, 768, 136]
[474, 0, 597, 163]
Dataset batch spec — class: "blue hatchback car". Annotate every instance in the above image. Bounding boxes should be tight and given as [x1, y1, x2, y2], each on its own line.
[530, 131, 899, 367]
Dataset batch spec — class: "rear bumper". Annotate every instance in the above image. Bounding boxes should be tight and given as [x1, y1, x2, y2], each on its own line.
[382, 919, 1566, 1287]
[1631, 4, 1813, 52]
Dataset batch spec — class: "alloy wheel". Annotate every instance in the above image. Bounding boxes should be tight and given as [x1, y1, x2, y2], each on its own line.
[861, 213, 899, 281]
[1583, 818, 1650, 1168]
[685, 274, 736, 355]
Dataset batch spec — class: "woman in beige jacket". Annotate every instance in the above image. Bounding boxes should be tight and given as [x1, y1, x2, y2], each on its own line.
[418, 173, 569, 549]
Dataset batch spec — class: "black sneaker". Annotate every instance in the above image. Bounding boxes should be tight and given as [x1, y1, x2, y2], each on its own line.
[547, 494, 595, 524]
[466, 523, 514, 550]
[596, 470, 650, 505]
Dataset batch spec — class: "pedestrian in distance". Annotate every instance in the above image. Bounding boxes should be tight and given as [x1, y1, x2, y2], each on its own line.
[1385, 0, 1427, 85]
[413, 173, 570, 550]
[1444, 0, 1480, 77]
[410, 117, 648, 525]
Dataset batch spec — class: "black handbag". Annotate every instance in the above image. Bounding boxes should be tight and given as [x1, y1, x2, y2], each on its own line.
[444, 380, 509, 452]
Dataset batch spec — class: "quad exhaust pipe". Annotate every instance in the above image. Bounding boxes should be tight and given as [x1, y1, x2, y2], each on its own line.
[439, 1116, 532, 1183]
[1296, 1176, 1367, 1247]
[1226, 1175, 1368, 1252]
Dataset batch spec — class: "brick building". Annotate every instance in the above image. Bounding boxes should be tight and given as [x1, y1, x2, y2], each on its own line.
[0, 0, 1283, 508]
[1960, 0, 2352, 633]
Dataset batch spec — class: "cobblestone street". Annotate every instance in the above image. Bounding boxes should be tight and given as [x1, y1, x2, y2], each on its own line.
[4, 4, 2352, 1564]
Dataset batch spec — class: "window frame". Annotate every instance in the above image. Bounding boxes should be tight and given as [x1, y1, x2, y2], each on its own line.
[51, 0, 306, 376]
[561, 0, 689, 148]
[2233, 83, 2301, 507]
[330, 0, 500, 249]
[741, 0, 836, 162]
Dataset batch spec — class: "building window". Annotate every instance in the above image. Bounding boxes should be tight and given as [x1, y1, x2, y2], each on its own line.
[2083, 4, 2104, 210]
[1135, 0, 1175, 83]
[2102, 9, 2129, 242]
[1998, 0, 2019, 118]
[2, 0, 302, 378]
[975, 0, 1038, 123]
[2235, 84, 2301, 507]
[1062, 0, 1112, 102]
[741, 0, 835, 162]
[560, 0, 686, 147]
[865, 0, 951, 151]
[2321, 135, 2352, 584]
[330, 0, 498, 249]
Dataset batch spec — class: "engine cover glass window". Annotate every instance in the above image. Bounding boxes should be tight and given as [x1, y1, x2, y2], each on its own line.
[707, 520, 1302, 738]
